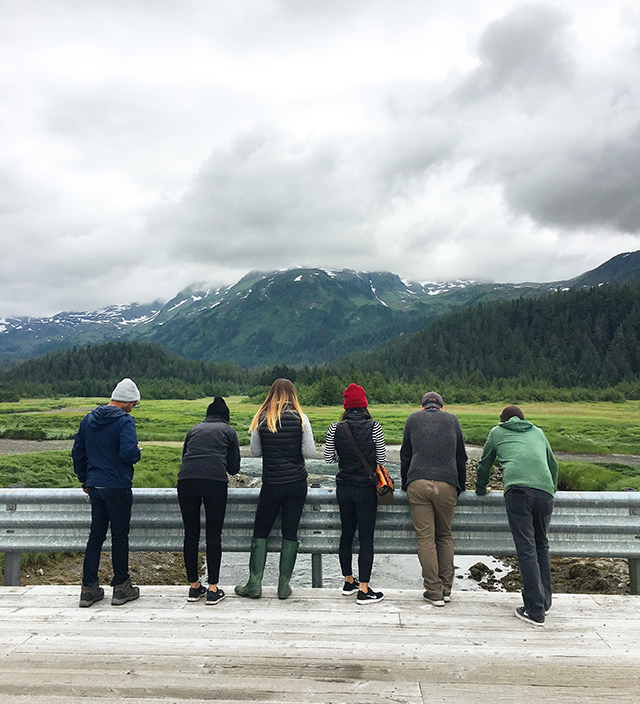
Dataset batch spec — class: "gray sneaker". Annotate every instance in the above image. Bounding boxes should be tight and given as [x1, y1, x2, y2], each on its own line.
[111, 577, 140, 606]
[79, 582, 104, 608]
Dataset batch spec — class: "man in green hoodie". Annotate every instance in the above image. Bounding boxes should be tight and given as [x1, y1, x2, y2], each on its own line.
[476, 406, 558, 626]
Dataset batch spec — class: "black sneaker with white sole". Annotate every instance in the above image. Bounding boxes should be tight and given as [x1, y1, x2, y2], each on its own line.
[423, 592, 445, 606]
[187, 584, 208, 602]
[342, 580, 360, 595]
[515, 606, 544, 626]
[206, 588, 226, 605]
[356, 588, 384, 605]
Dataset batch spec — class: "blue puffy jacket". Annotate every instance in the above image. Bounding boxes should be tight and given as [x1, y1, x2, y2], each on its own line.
[72, 405, 141, 489]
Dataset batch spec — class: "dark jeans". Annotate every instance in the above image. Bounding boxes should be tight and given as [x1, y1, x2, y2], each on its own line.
[253, 479, 308, 542]
[177, 479, 228, 584]
[337, 483, 378, 583]
[504, 486, 554, 620]
[83, 487, 133, 587]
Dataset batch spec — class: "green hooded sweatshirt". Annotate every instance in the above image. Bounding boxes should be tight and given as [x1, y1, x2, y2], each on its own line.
[475, 417, 558, 496]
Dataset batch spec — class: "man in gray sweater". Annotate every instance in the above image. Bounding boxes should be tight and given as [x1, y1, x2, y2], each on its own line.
[400, 392, 467, 606]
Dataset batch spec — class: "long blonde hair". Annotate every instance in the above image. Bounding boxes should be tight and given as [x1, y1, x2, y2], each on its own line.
[249, 378, 304, 433]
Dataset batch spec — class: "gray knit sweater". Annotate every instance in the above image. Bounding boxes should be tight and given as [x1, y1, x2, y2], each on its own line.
[400, 406, 467, 494]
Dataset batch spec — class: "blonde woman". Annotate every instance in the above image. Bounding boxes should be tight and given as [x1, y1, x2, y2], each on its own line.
[235, 379, 315, 599]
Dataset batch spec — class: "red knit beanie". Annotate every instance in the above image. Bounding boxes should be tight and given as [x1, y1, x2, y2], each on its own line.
[343, 383, 368, 409]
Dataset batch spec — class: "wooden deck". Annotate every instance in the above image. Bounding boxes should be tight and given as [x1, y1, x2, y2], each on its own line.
[1, 585, 639, 703]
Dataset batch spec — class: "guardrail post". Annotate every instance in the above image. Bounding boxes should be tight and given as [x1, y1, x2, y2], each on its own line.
[4, 552, 22, 587]
[629, 558, 640, 595]
[311, 553, 323, 588]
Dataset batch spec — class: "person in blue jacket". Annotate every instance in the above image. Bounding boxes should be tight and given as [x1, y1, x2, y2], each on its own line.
[72, 378, 142, 608]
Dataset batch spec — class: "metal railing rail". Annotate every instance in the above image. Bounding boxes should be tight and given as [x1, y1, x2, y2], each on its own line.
[2, 488, 640, 592]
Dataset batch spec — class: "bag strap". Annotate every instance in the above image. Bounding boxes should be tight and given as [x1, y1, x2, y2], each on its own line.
[340, 421, 378, 488]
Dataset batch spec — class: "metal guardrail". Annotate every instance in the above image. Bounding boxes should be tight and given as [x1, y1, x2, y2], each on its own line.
[2, 488, 640, 592]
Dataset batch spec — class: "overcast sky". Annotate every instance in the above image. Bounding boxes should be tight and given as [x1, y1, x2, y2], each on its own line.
[2, 0, 640, 317]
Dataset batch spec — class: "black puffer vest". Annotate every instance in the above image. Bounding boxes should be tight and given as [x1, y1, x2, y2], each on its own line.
[334, 410, 376, 488]
[259, 410, 308, 485]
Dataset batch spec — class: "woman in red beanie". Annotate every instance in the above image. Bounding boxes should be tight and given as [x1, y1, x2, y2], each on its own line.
[324, 384, 386, 604]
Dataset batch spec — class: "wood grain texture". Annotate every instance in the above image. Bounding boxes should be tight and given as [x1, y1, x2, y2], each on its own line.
[1, 586, 639, 703]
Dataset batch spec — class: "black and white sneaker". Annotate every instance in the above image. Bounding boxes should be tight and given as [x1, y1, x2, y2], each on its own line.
[423, 592, 445, 607]
[356, 588, 384, 605]
[515, 606, 544, 626]
[443, 592, 451, 603]
[342, 580, 360, 595]
[187, 584, 208, 602]
[206, 588, 226, 605]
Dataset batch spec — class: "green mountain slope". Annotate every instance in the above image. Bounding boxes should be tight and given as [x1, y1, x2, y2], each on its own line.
[128, 268, 548, 365]
[344, 280, 640, 389]
[568, 250, 640, 288]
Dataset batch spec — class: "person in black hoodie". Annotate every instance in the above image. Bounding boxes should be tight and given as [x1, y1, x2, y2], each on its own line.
[72, 378, 142, 608]
[324, 384, 387, 605]
[235, 379, 315, 600]
[177, 397, 240, 605]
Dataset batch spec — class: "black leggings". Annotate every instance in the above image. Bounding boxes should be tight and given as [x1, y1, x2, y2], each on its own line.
[337, 483, 378, 582]
[252, 479, 308, 542]
[177, 479, 228, 584]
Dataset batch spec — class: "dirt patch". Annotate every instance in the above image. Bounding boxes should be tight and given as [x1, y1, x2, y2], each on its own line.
[21, 550, 190, 587]
[0, 439, 74, 455]
[465, 457, 503, 492]
[468, 556, 630, 595]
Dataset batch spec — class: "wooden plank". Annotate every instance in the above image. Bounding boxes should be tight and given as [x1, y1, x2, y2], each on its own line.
[1, 587, 639, 703]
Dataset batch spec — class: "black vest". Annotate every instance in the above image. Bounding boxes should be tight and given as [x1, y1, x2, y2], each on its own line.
[334, 411, 376, 487]
[258, 410, 307, 485]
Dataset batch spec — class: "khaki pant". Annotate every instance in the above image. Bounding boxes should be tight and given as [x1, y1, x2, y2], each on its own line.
[407, 479, 458, 599]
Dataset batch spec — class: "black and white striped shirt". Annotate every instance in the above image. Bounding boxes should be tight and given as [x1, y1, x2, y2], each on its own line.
[324, 421, 386, 465]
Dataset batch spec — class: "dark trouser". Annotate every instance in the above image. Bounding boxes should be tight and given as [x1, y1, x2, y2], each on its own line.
[177, 479, 228, 585]
[83, 487, 133, 587]
[504, 486, 554, 620]
[252, 479, 308, 542]
[337, 483, 378, 583]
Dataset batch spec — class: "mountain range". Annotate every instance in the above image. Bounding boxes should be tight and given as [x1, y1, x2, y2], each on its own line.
[1, 250, 639, 366]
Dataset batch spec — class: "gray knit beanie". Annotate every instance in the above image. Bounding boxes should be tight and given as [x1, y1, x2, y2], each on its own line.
[111, 378, 141, 402]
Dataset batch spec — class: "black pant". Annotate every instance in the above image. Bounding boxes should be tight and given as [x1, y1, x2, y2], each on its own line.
[252, 479, 308, 542]
[83, 487, 132, 587]
[504, 486, 554, 620]
[177, 479, 228, 584]
[337, 483, 378, 583]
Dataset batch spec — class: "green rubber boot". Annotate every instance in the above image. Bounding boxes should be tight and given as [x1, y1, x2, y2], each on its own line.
[277, 539, 298, 600]
[235, 538, 268, 598]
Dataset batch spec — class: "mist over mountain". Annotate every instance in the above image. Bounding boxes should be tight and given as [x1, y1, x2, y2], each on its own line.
[1, 251, 639, 366]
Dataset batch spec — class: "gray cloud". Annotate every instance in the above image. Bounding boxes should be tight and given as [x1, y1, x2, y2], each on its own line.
[150, 125, 382, 268]
[458, 3, 575, 100]
[499, 129, 640, 231]
[1, 0, 640, 317]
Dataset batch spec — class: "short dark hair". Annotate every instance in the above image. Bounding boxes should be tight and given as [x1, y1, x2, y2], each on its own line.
[341, 407, 372, 421]
[500, 406, 524, 422]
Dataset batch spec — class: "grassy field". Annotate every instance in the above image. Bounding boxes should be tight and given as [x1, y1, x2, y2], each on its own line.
[1, 397, 640, 455]
[2, 448, 639, 492]
[1, 396, 640, 492]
